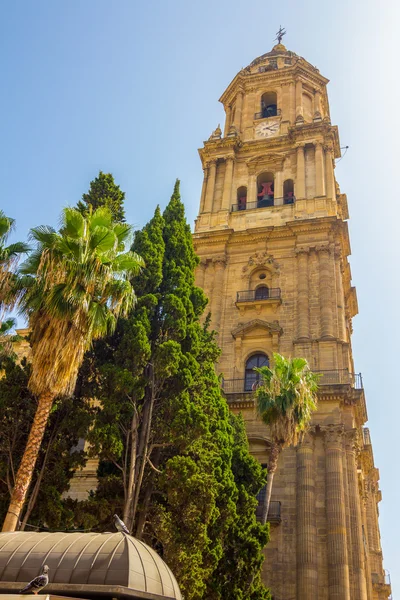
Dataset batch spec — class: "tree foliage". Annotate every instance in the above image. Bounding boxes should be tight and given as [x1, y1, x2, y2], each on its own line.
[2, 206, 143, 531]
[255, 352, 319, 523]
[73, 181, 270, 599]
[0, 357, 93, 529]
[77, 171, 126, 222]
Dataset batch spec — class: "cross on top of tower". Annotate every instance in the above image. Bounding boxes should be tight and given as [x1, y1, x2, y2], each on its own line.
[275, 25, 286, 45]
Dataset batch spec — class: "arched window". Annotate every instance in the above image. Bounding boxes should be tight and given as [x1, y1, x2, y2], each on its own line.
[237, 186, 247, 211]
[261, 92, 278, 118]
[255, 285, 269, 300]
[283, 179, 295, 204]
[257, 171, 274, 207]
[245, 353, 269, 391]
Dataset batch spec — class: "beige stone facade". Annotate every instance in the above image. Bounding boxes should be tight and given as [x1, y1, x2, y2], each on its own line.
[193, 43, 390, 600]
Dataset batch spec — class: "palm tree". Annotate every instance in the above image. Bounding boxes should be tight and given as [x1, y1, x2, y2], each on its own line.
[0, 210, 30, 313]
[255, 353, 319, 525]
[2, 207, 144, 532]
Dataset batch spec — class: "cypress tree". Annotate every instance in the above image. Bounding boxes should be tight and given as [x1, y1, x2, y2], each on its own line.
[77, 171, 126, 222]
[77, 181, 270, 599]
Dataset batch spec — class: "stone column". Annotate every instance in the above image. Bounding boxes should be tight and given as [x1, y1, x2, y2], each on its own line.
[324, 425, 351, 600]
[325, 146, 335, 200]
[234, 90, 244, 131]
[199, 168, 208, 213]
[315, 142, 326, 196]
[296, 145, 306, 199]
[203, 160, 217, 213]
[296, 248, 310, 339]
[211, 257, 226, 332]
[248, 172, 257, 207]
[196, 258, 207, 289]
[289, 81, 296, 124]
[221, 157, 234, 211]
[296, 432, 318, 600]
[296, 79, 303, 118]
[318, 246, 334, 338]
[345, 431, 368, 600]
[314, 90, 322, 119]
[361, 488, 374, 600]
[281, 82, 290, 122]
[335, 248, 346, 341]
[224, 106, 232, 137]
[274, 170, 283, 205]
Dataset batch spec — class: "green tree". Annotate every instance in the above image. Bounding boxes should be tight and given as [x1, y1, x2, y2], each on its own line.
[255, 353, 319, 524]
[77, 181, 270, 599]
[0, 210, 30, 312]
[0, 357, 93, 530]
[2, 207, 143, 532]
[77, 171, 126, 222]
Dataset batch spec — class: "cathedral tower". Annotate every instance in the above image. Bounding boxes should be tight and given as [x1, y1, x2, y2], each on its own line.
[193, 40, 391, 600]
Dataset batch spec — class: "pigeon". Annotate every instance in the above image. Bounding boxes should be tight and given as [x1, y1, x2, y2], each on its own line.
[20, 565, 49, 595]
[113, 514, 130, 535]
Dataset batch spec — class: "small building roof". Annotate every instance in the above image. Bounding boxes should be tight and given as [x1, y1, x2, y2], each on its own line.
[0, 532, 181, 600]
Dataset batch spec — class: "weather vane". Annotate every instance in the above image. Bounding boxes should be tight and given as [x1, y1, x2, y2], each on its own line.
[275, 25, 286, 44]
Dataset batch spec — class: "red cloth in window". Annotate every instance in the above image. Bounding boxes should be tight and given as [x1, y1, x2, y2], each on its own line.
[258, 182, 273, 197]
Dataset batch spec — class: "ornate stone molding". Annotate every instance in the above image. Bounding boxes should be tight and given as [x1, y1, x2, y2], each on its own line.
[295, 246, 310, 256]
[242, 252, 280, 276]
[232, 319, 283, 339]
[213, 256, 227, 268]
[345, 428, 360, 455]
[321, 424, 345, 445]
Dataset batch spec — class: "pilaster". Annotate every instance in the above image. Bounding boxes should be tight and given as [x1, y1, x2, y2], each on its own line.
[296, 431, 318, 600]
[323, 424, 351, 600]
[203, 159, 217, 213]
[345, 430, 368, 600]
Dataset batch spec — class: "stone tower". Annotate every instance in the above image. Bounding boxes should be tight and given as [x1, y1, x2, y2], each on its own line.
[193, 42, 391, 600]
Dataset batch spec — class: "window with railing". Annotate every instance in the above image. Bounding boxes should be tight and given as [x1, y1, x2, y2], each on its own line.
[236, 288, 281, 302]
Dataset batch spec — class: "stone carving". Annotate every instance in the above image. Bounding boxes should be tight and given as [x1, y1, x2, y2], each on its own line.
[209, 124, 222, 140]
[321, 424, 345, 445]
[231, 318, 282, 339]
[227, 124, 239, 138]
[242, 252, 280, 275]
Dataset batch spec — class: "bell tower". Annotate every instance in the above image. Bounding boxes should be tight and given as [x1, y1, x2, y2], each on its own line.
[193, 39, 391, 600]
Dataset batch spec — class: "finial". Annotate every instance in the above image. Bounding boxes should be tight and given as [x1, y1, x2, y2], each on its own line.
[275, 25, 286, 45]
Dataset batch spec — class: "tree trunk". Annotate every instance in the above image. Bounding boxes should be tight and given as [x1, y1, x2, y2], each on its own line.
[123, 411, 138, 529]
[20, 425, 57, 531]
[131, 365, 156, 523]
[2, 391, 54, 532]
[261, 442, 281, 525]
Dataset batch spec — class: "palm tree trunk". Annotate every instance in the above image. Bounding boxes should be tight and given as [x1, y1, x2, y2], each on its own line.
[2, 391, 54, 532]
[261, 442, 281, 525]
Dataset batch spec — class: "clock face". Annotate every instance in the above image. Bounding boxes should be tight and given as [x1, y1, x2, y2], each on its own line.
[255, 120, 280, 138]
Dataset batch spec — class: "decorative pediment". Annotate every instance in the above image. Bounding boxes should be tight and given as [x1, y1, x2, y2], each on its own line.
[232, 319, 282, 339]
[242, 252, 280, 276]
[246, 153, 284, 174]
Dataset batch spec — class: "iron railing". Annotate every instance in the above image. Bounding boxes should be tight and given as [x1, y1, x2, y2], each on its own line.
[256, 499, 281, 524]
[222, 371, 363, 395]
[231, 196, 296, 212]
[317, 370, 363, 389]
[363, 427, 371, 446]
[221, 378, 253, 394]
[254, 107, 282, 120]
[236, 288, 281, 303]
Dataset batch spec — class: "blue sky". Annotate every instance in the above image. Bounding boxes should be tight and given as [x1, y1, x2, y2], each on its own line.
[1, 0, 399, 592]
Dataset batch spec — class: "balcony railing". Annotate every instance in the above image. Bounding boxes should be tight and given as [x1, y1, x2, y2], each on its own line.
[317, 370, 363, 389]
[363, 427, 371, 446]
[231, 196, 295, 212]
[222, 370, 363, 396]
[236, 288, 281, 303]
[256, 499, 281, 524]
[254, 107, 282, 120]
